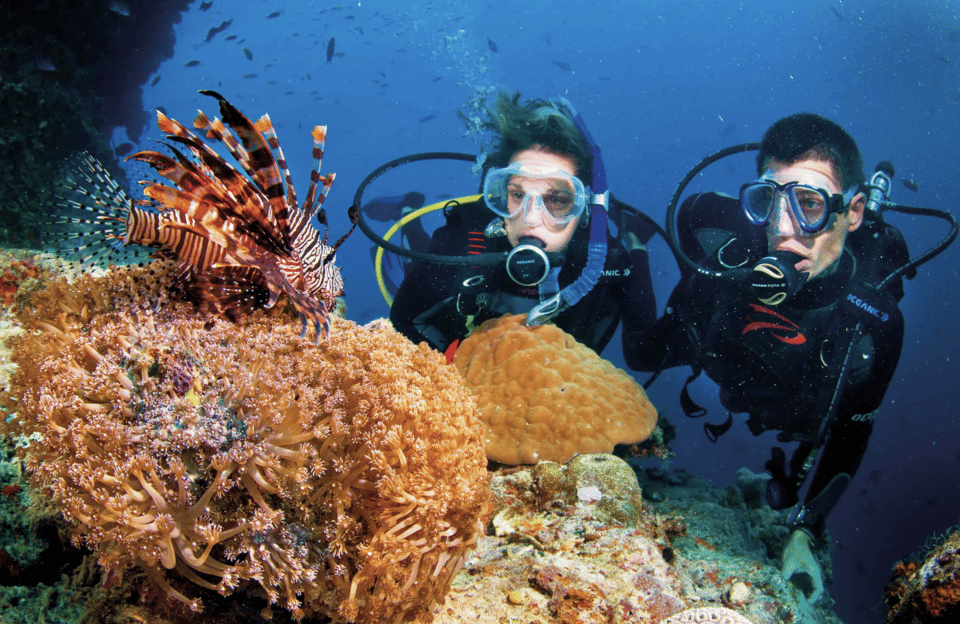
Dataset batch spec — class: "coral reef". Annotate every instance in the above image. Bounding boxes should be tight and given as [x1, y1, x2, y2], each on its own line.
[885, 528, 960, 622]
[0, 248, 87, 393]
[453, 314, 658, 464]
[430, 457, 844, 624]
[662, 607, 754, 623]
[1, 263, 489, 623]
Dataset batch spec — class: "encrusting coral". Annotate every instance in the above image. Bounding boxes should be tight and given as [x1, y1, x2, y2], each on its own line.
[0, 263, 489, 623]
[453, 314, 658, 464]
[885, 528, 960, 622]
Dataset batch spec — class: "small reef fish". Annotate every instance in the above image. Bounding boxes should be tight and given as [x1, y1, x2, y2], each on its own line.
[902, 178, 920, 192]
[243, 47, 253, 60]
[830, 5, 843, 19]
[326, 37, 336, 62]
[185, 60, 201, 68]
[199, 1, 212, 11]
[205, 19, 232, 42]
[150, 75, 161, 86]
[487, 37, 498, 53]
[418, 114, 437, 123]
[266, 10, 283, 19]
[553, 60, 572, 71]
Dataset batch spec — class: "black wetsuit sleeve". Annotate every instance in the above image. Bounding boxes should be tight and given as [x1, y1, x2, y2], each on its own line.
[389, 225, 462, 351]
[794, 309, 905, 537]
[616, 206, 659, 362]
[623, 192, 752, 373]
[623, 274, 705, 371]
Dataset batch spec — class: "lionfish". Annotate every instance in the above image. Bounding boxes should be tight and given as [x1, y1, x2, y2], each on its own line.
[47, 90, 357, 339]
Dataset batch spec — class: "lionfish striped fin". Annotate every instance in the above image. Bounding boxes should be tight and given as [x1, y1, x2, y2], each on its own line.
[198, 90, 293, 249]
[187, 111, 279, 226]
[45, 153, 154, 267]
[148, 112, 288, 253]
[189, 266, 271, 322]
[133, 148, 287, 259]
[130, 145, 231, 208]
[193, 110, 251, 174]
[300, 126, 333, 222]
[156, 111, 272, 210]
[255, 115, 298, 222]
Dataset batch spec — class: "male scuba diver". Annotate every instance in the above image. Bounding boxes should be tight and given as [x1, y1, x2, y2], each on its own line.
[628, 113, 956, 602]
[360, 92, 661, 359]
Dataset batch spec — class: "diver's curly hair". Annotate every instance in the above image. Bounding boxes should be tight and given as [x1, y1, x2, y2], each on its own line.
[481, 92, 592, 182]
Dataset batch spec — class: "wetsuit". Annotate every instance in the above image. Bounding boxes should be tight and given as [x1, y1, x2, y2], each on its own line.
[627, 192, 908, 537]
[390, 197, 658, 356]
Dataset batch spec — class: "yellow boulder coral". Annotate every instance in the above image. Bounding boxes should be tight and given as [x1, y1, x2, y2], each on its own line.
[453, 314, 657, 465]
[1, 264, 489, 623]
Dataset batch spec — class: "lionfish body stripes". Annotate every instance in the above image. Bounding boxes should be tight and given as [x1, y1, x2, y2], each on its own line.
[47, 90, 355, 339]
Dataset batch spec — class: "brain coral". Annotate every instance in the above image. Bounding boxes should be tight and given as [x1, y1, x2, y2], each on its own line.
[1, 263, 489, 623]
[453, 314, 657, 465]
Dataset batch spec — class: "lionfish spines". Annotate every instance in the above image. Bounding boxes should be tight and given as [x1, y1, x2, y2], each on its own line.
[44, 92, 355, 341]
[45, 153, 156, 269]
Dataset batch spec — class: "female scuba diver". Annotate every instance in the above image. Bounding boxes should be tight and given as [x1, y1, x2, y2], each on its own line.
[383, 92, 661, 359]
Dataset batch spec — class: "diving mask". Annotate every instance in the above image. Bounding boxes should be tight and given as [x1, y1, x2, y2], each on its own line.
[483, 162, 588, 229]
[741, 180, 859, 236]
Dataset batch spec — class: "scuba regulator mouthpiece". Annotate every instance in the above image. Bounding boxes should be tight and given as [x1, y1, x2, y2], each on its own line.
[748, 250, 808, 305]
[717, 250, 808, 305]
[506, 237, 564, 287]
[865, 161, 894, 214]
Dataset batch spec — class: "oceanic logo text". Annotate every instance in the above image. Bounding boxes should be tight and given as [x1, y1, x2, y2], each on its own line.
[601, 268, 631, 277]
[741, 303, 807, 345]
[846, 294, 890, 322]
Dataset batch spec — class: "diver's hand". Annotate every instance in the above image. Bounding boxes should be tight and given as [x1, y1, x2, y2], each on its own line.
[780, 529, 824, 603]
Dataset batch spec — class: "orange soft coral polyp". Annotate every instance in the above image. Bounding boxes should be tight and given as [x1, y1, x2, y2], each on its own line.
[1, 264, 489, 623]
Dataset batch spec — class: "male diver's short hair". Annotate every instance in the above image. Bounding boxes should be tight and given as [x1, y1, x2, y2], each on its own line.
[482, 91, 592, 181]
[757, 112, 865, 191]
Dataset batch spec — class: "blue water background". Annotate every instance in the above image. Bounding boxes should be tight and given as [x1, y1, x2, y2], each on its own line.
[109, 0, 960, 620]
